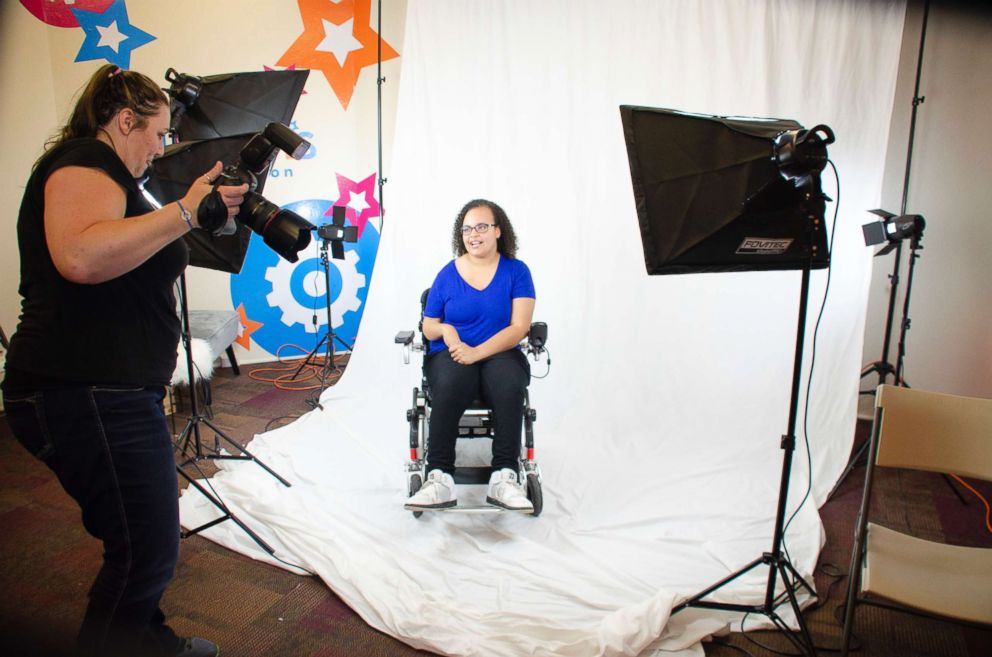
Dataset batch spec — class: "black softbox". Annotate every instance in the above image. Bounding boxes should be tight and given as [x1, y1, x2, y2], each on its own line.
[169, 69, 309, 141]
[619, 105, 830, 275]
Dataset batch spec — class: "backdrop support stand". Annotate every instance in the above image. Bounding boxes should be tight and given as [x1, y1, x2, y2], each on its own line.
[835, 0, 932, 503]
[174, 273, 290, 555]
[859, 0, 930, 392]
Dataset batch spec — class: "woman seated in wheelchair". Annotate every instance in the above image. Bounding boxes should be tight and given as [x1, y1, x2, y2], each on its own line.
[405, 199, 535, 512]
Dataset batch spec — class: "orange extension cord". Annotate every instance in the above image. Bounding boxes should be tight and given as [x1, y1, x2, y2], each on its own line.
[248, 344, 348, 391]
[951, 474, 992, 534]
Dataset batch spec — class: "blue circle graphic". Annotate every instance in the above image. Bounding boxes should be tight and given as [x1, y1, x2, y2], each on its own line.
[229, 198, 380, 357]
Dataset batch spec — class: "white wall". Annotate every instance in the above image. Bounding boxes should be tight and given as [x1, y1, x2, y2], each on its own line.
[0, 5, 58, 366]
[863, 0, 992, 399]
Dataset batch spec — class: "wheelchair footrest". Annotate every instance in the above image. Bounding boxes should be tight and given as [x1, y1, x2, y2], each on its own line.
[408, 504, 533, 514]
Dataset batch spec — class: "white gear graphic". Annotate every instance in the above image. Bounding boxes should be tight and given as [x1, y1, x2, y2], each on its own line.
[264, 250, 366, 332]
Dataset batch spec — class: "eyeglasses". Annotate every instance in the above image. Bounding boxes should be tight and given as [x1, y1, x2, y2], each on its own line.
[460, 223, 497, 235]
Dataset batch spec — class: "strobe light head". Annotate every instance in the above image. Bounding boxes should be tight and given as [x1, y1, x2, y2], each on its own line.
[773, 124, 835, 180]
[316, 223, 358, 243]
[862, 209, 925, 255]
[316, 206, 358, 260]
[240, 122, 311, 175]
[164, 68, 203, 130]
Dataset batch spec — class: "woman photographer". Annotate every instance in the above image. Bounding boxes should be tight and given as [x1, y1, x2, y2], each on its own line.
[1, 64, 246, 657]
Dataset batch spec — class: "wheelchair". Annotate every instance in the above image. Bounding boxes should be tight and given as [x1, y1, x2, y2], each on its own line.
[395, 290, 548, 517]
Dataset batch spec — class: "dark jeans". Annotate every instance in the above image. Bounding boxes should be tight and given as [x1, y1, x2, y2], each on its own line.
[425, 348, 530, 475]
[2, 385, 182, 657]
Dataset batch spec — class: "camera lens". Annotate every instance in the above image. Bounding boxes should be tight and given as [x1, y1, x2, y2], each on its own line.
[238, 193, 313, 262]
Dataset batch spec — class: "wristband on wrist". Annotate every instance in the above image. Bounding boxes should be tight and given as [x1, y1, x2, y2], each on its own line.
[176, 200, 194, 231]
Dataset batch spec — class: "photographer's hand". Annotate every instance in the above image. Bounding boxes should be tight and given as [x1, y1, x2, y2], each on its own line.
[181, 162, 248, 227]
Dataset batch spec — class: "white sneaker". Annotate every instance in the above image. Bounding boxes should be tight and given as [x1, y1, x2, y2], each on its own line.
[486, 468, 534, 512]
[405, 469, 457, 509]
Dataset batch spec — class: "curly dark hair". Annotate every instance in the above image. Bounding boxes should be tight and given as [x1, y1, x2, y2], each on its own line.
[450, 199, 518, 258]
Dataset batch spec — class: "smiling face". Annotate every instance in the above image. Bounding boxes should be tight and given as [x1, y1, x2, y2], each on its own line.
[461, 205, 501, 260]
[118, 103, 170, 178]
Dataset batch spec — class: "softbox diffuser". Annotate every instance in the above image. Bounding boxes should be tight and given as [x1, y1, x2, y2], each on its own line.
[145, 134, 261, 274]
[172, 69, 310, 140]
[620, 105, 829, 275]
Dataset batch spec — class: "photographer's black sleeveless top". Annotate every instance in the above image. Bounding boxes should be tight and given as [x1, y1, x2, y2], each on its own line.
[3, 139, 188, 392]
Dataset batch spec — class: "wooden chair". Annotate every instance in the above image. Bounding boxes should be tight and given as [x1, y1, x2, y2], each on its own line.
[840, 384, 992, 656]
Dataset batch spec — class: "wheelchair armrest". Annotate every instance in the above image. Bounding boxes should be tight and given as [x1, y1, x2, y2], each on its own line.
[395, 330, 425, 365]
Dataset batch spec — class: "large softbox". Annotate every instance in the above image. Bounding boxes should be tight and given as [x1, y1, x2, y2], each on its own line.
[168, 69, 309, 141]
[619, 105, 831, 275]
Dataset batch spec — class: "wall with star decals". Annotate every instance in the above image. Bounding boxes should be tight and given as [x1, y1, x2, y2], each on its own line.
[0, 0, 406, 367]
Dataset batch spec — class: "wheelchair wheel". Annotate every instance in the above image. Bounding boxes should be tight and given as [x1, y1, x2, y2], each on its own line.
[526, 473, 543, 517]
[409, 473, 424, 519]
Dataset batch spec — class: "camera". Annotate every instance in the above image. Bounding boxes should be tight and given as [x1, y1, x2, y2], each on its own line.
[197, 122, 314, 262]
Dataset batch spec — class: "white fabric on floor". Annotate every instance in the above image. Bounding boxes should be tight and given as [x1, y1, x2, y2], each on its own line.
[179, 2, 906, 655]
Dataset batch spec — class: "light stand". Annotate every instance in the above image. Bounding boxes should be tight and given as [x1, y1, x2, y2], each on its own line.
[173, 272, 290, 555]
[290, 239, 354, 386]
[893, 229, 923, 386]
[619, 106, 836, 656]
[859, 240, 903, 386]
[670, 178, 823, 657]
[290, 206, 358, 391]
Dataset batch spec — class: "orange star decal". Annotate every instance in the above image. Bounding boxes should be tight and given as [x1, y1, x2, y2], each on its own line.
[278, 0, 399, 110]
[235, 303, 264, 350]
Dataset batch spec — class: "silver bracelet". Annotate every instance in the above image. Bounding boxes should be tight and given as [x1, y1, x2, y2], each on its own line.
[176, 200, 194, 231]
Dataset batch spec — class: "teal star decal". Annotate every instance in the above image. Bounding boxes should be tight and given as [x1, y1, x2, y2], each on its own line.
[72, 0, 155, 70]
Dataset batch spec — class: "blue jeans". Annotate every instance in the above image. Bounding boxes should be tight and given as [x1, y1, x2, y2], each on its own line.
[425, 348, 530, 474]
[3, 385, 182, 657]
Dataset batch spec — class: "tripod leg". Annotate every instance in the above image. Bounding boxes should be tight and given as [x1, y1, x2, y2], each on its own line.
[291, 333, 329, 380]
[197, 417, 292, 487]
[778, 562, 817, 656]
[175, 416, 196, 455]
[177, 466, 276, 554]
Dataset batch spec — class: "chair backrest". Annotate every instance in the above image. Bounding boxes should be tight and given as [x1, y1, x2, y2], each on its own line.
[875, 384, 992, 482]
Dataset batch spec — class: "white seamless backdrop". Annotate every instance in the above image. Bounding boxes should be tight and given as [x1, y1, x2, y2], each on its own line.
[179, 2, 907, 655]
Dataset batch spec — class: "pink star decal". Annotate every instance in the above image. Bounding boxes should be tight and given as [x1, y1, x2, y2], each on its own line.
[325, 172, 380, 237]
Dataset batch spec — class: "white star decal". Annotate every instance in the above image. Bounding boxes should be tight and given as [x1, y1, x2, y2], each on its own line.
[316, 18, 363, 67]
[96, 20, 127, 53]
[347, 190, 370, 215]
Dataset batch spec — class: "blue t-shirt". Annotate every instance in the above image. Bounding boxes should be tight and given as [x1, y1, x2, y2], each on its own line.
[424, 256, 535, 354]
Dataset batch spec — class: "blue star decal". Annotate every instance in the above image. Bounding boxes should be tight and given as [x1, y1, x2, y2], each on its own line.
[72, 0, 156, 70]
